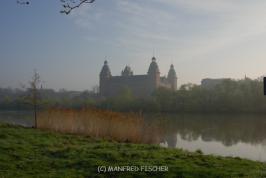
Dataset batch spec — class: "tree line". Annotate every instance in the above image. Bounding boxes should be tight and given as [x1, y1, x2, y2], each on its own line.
[0, 87, 97, 110]
[99, 77, 266, 113]
[0, 77, 265, 113]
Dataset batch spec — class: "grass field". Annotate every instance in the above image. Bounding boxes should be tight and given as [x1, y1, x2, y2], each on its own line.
[1, 123, 266, 178]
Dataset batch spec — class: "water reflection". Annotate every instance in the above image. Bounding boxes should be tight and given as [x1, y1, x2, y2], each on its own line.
[145, 114, 266, 161]
[1, 111, 266, 161]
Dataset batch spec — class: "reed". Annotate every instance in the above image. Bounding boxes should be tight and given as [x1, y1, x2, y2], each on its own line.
[37, 108, 162, 144]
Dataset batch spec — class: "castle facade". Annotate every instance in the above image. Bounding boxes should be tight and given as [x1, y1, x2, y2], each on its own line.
[99, 57, 177, 98]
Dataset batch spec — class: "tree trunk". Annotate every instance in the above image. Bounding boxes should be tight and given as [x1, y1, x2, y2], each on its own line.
[34, 102, 37, 128]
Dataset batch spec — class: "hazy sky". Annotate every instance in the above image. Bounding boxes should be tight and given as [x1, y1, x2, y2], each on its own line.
[1, 0, 266, 91]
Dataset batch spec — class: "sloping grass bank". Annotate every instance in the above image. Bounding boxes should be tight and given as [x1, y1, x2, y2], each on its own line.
[0, 123, 266, 178]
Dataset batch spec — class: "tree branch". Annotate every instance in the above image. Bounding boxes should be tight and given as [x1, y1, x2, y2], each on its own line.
[16, 0, 30, 5]
[60, 0, 95, 15]
[16, 0, 95, 14]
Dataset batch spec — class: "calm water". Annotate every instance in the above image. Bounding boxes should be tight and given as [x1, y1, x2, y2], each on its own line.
[1, 111, 266, 162]
[0, 111, 34, 127]
[145, 114, 266, 162]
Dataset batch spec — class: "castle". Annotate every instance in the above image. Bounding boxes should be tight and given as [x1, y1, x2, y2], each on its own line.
[99, 57, 177, 98]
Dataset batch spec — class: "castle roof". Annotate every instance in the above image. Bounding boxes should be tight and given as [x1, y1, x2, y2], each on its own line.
[167, 64, 177, 79]
[148, 56, 160, 75]
[100, 60, 111, 78]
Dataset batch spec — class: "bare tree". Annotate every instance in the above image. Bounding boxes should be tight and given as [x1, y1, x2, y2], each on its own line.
[60, 0, 95, 15]
[29, 69, 41, 128]
[16, 0, 96, 15]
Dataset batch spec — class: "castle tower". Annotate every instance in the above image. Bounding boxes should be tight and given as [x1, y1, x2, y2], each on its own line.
[121, 66, 133, 76]
[167, 64, 177, 90]
[99, 60, 112, 96]
[148, 56, 160, 89]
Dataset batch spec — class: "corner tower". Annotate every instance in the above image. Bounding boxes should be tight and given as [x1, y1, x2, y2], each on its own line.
[99, 60, 112, 96]
[167, 64, 177, 90]
[148, 56, 160, 89]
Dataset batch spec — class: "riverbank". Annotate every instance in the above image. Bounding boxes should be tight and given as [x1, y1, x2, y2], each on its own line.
[1, 123, 266, 178]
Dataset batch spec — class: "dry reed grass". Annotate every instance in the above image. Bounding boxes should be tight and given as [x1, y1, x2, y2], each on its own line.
[37, 108, 162, 144]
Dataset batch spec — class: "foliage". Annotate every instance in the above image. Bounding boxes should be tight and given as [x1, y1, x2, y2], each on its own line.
[98, 78, 266, 113]
[1, 78, 266, 113]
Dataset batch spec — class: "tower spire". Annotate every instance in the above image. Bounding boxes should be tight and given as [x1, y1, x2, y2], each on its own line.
[168, 64, 177, 90]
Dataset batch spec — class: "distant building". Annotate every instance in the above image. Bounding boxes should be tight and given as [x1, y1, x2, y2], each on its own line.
[201, 78, 231, 89]
[99, 57, 177, 98]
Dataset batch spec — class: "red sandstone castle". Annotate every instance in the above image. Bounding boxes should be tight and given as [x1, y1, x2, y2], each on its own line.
[99, 57, 177, 98]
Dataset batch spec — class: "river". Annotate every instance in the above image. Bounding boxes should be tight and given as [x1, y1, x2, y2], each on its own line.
[1, 111, 266, 162]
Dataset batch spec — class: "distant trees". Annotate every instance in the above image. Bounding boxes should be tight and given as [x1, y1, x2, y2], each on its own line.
[99, 87, 134, 111]
[1, 77, 266, 113]
[16, 0, 96, 15]
[0, 88, 26, 110]
[0, 87, 98, 111]
[97, 78, 266, 113]
[170, 78, 265, 113]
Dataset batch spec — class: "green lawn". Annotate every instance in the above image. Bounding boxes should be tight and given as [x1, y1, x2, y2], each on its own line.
[0, 123, 266, 178]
